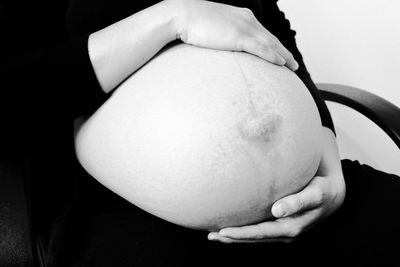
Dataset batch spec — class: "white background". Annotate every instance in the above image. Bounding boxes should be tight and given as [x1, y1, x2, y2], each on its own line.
[278, 0, 400, 175]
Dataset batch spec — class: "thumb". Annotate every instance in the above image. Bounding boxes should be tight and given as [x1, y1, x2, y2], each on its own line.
[271, 177, 325, 218]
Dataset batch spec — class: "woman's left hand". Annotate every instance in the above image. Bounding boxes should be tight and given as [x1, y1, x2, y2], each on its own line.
[208, 127, 346, 243]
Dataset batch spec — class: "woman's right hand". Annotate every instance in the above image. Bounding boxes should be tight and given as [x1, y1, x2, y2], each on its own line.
[169, 0, 298, 71]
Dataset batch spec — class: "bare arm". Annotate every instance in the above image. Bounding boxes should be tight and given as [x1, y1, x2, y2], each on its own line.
[88, 1, 177, 93]
[89, 0, 298, 93]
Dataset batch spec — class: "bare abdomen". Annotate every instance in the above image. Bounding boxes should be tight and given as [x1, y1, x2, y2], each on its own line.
[74, 44, 323, 231]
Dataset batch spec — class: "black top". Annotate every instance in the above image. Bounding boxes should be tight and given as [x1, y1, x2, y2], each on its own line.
[0, 0, 335, 264]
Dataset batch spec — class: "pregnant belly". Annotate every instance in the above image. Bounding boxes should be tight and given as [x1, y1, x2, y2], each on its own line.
[74, 43, 323, 231]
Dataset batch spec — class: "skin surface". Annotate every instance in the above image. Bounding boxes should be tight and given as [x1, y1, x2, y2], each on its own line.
[74, 43, 323, 231]
[86, 0, 345, 239]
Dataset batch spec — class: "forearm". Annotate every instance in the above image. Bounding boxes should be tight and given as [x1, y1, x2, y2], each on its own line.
[88, 0, 179, 93]
[318, 127, 344, 179]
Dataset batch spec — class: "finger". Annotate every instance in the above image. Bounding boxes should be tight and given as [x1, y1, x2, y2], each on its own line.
[208, 232, 292, 244]
[272, 176, 326, 218]
[275, 44, 298, 71]
[217, 220, 289, 240]
[241, 37, 286, 66]
[255, 24, 299, 71]
[218, 208, 322, 240]
[267, 35, 298, 71]
[284, 208, 323, 235]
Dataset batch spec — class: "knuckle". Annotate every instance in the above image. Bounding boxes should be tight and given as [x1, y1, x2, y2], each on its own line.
[238, 7, 256, 24]
[246, 37, 264, 54]
[262, 38, 280, 54]
[252, 225, 265, 240]
[255, 40, 267, 54]
[262, 37, 273, 46]
[314, 188, 325, 205]
[287, 226, 301, 238]
[246, 38, 285, 65]
[178, 28, 188, 43]
[240, 7, 254, 17]
[282, 221, 301, 238]
[293, 198, 304, 211]
[280, 222, 290, 234]
[268, 39, 279, 49]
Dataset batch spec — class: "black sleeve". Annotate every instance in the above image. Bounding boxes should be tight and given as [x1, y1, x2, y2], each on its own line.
[257, 0, 336, 134]
[0, 1, 108, 135]
[0, 35, 108, 133]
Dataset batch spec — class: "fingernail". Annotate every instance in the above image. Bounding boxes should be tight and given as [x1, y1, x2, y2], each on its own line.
[273, 203, 286, 217]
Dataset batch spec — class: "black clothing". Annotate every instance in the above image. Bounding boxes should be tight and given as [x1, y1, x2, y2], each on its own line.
[0, 2, 107, 131]
[0, 0, 398, 266]
[0, 1, 334, 228]
[1, 0, 107, 244]
[49, 159, 400, 266]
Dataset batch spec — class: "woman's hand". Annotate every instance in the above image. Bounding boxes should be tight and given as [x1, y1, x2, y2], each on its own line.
[170, 0, 298, 71]
[90, 0, 297, 93]
[208, 127, 346, 243]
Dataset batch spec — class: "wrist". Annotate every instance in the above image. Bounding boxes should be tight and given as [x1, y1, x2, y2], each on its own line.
[88, 0, 181, 93]
[317, 127, 343, 177]
[147, 0, 182, 43]
[121, 0, 180, 46]
[162, 0, 187, 41]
